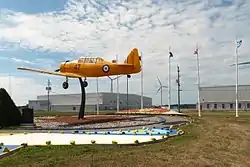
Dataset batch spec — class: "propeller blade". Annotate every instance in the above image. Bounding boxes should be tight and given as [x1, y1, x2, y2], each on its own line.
[230, 61, 250, 66]
[157, 76, 162, 86]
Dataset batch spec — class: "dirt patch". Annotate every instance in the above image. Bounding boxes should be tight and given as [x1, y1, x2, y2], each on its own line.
[38, 115, 130, 125]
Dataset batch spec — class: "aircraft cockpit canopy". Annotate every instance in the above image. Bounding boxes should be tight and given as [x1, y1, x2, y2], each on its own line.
[78, 57, 104, 63]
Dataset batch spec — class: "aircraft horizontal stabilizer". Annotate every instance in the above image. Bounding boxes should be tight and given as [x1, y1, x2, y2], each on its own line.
[17, 67, 82, 78]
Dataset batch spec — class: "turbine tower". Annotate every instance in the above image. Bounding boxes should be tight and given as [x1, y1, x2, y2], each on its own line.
[156, 77, 168, 106]
[108, 76, 122, 93]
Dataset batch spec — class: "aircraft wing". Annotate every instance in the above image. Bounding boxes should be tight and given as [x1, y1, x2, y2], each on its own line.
[17, 67, 82, 78]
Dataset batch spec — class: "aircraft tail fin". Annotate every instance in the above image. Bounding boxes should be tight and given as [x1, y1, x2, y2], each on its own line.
[124, 48, 141, 72]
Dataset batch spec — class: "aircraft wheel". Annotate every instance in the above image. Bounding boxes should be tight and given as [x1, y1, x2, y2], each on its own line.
[127, 74, 131, 78]
[83, 81, 88, 87]
[62, 81, 69, 89]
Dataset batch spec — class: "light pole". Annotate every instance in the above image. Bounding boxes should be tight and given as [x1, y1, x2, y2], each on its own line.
[96, 77, 99, 115]
[177, 65, 181, 113]
[116, 54, 120, 112]
[235, 37, 242, 118]
[45, 79, 51, 112]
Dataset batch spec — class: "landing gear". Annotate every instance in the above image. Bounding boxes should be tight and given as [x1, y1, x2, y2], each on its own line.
[62, 77, 88, 89]
[62, 77, 69, 89]
[83, 80, 88, 87]
[62, 82, 69, 89]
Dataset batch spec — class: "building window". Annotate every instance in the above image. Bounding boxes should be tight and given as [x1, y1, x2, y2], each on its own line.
[214, 104, 217, 109]
[247, 103, 250, 108]
[73, 107, 76, 110]
[238, 103, 241, 108]
[222, 104, 225, 109]
[207, 104, 209, 109]
[230, 103, 233, 109]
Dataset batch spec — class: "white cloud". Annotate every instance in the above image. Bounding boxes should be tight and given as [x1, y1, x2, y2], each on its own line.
[0, 0, 250, 105]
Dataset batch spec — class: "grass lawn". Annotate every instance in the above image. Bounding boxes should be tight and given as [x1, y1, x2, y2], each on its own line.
[0, 111, 250, 167]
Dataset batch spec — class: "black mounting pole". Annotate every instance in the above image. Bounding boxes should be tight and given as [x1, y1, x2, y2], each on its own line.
[78, 78, 86, 119]
[127, 75, 131, 110]
[177, 65, 181, 113]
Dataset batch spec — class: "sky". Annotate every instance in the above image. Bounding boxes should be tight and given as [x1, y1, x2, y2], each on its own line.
[0, 0, 250, 106]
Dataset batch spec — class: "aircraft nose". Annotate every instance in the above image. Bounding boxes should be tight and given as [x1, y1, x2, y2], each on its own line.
[60, 63, 65, 72]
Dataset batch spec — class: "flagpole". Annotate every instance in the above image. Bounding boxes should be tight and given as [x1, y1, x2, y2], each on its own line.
[140, 51, 144, 109]
[116, 12, 120, 113]
[8, 72, 12, 97]
[195, 44, 201, 117]
[235, 36, 239, 118]
[168, 46, 172, 111]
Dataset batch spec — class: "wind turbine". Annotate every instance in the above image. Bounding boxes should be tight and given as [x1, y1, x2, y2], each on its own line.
[108, 76, 122, 93]
[156, 77, 168, 106]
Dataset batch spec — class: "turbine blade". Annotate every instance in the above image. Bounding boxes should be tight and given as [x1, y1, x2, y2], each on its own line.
[157, 76, 162, 86]
[156, 87, 162, 94]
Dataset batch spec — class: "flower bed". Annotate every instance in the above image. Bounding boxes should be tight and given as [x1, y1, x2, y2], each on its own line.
[36, 115, 130, 127]
[117, 108, 169, 114]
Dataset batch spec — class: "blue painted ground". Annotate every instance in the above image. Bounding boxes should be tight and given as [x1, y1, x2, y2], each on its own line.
[0, 145, 20, 154]
[48, 127, 180, 136]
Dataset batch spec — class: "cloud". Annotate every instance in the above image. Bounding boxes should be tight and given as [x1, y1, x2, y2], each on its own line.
[0, 0, 250, 105]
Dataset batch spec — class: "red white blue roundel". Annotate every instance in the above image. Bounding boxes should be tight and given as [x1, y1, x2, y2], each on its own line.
[102, 64, 110, 73]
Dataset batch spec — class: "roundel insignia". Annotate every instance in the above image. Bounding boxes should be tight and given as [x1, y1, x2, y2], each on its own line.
[102, 64, 110, 73]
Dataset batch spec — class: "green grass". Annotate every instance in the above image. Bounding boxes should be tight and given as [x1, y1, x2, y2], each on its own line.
[0, 111, 250, 167]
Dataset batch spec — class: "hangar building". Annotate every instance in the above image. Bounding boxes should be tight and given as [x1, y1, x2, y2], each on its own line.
[200, 85, 250, 111]
[28, 92, 152, 112]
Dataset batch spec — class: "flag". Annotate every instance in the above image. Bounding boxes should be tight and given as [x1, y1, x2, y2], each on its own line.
[236, 40, 242, 48]
[169, 52, 173, 57]
[194, 48, 198, 55]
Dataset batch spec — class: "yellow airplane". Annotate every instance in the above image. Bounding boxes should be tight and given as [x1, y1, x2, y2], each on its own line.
[17, 48, 141, 89]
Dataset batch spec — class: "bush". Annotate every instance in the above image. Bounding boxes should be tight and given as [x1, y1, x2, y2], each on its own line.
[46, 141, 51, 145]
[3, 147, 9, 152]
[134, 140, 139, 144]
[112, 140, 117, 144]
[70, 140, 75, 145]
[0, 88, 22, 127]
[21, 143, 28, 147]
[151, 138, 156, 141]
[91, 140, 96, 144]
[0, 142, 3, 146]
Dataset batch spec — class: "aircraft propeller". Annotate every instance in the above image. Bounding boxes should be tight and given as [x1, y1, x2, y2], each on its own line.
[54, 60, 71, 72]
